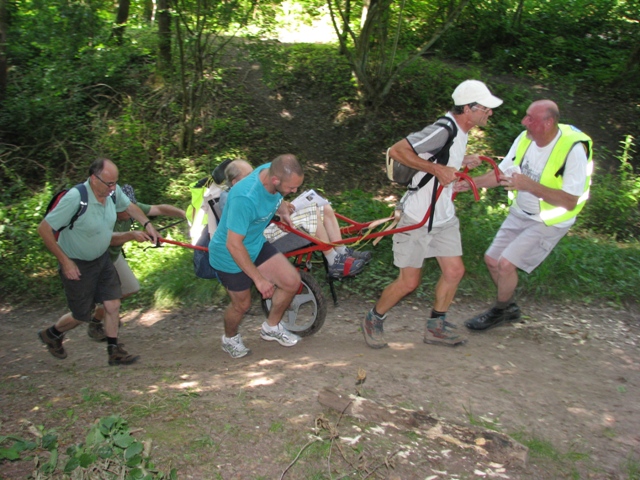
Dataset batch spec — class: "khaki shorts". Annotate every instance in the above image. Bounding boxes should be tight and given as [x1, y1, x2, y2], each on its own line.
[486, 212, 569, 274]
[392, 215, 462, 269]
[113, 253, 140, 297]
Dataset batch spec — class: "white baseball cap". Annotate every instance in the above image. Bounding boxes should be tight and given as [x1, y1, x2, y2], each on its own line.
[452, 80, 503, 109]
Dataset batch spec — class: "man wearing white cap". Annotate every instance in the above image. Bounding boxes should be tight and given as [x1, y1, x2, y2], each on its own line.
[362, 79, 503, 349]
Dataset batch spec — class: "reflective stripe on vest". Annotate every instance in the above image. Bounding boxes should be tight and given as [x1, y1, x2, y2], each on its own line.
[509, 125, 593, 226]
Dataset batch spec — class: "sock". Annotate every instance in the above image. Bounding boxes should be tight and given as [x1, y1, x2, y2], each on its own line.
[495, 297, 514, 309]
[335, 246, 347, 255]
[262, 322, 278, 332]
[372, 307, 386, 320]
[106, 337, 118, 347]
[430, 310, 447, 318]
[324, 249, 338, 265]
[49, 326, 63, 338]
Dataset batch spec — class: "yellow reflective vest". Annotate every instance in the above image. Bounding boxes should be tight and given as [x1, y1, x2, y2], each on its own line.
[510, 125, 593, 226]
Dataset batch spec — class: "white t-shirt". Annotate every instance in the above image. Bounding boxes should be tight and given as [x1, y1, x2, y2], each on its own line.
[499, 130, 588, 228]
[402, 114, 469, 227]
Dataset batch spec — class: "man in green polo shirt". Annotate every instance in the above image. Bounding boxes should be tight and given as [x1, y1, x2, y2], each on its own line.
[37, 158, 160, 366]
[88, 184, 185, 340]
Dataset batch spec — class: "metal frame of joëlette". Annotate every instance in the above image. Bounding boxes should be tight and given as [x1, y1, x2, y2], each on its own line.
[272, 156, 500, 267]
[159, 156, 501, 263]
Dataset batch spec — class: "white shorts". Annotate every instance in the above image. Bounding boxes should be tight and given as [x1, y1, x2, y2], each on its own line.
[113, 253, 140, 297]
[486, 212, 570, 274]
[392, 215, 462, 269]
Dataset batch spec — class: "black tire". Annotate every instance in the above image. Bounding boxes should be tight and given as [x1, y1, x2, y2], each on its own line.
[261, 270, 327, 337]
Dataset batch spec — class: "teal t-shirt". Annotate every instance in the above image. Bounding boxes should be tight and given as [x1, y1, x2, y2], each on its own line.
[45, 180, 131, 261]
[209, 164, 282, 273]
[108, 202, 152, 262]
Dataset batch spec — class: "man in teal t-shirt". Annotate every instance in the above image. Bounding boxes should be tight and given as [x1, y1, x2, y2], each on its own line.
[209, 154, 305, 359]
[37, 159, 160, 366]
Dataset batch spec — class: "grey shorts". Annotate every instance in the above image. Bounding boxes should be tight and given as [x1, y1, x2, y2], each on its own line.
[486, 213, 570, 274]
[392, 215, 462, 269]
[59, 251, 122, 322]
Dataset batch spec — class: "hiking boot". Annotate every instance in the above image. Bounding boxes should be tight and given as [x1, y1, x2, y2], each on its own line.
[87, 318, 106, 342]
[464, 304, 522, 331]
[107, 344, 139, 366]
[38, 329, 67, 359]
[362, 309, 388, 349]
[424, 317, 467, 347]
[346, 247, 373, 264]
[328, 253, 365, 279]
[221, 334, 252, 358]
[260, 323, 300, 347]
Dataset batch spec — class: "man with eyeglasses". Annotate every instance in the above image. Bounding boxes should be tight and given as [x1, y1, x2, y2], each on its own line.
[456, 100, 592, 332]
[37, 158, 160, 366]
[362, 80, 502, 349]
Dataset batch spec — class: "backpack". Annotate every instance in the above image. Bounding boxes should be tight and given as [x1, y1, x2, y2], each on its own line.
[386, 116, 458, 191]
[45, 184, 89, 240]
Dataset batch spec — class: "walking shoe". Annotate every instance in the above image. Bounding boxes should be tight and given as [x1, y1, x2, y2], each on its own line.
[464, 303, 521, 331]
[424, 317, 467, 347]
[260, 323, 300, 347]
[346, 247, 373, 264]
[362, 309, 388, 349]
[107, 344, 139, 366]
[87, 318, 107, 342]
[38, 329, 67, 359]
[328, 253, 366, 279]
[221, 334, 252, 358]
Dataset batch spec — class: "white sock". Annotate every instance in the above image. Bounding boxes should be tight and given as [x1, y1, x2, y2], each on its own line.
[262, 322, 278, 332]
[324, 249, 338, 265]
[335, 246, 347, 255]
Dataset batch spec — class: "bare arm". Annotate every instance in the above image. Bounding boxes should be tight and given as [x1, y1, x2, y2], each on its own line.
[507, 174, 579, 211]
[226, 230, 275, 299]
[125, 203, 160, 243]
[147, 204, 186, 218]
[453, 169, 501, 192]
[37, 219, 80, 280]
[110, 230, 151, 247]
[389, 139, 458, 186]
[276, 201, 295, 229]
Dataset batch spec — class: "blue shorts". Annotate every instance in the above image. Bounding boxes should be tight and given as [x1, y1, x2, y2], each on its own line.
[215, 242, 280, 292]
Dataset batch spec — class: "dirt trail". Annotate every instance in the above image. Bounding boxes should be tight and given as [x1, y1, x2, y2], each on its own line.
[1, 296, 639, 478]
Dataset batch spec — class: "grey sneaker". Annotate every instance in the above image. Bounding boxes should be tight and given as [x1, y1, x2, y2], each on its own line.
[345, 247, 373, 264]
[38, 329, 67, 359]
[87, 318, 107, 341]
[424, 317, 467, 347]
[260, 323, 300, 347]
[362, 309, 388, 349]
[222, 334, 252, 358]
[328, 253, 366, 279]
[107, 344, 139, 366]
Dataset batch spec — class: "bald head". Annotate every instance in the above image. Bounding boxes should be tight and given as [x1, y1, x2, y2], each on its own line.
[224, 159, 254, 187]
[269, 154, 303, 181]
[522, 100, 561, 146]
[532, 100, 559, 125]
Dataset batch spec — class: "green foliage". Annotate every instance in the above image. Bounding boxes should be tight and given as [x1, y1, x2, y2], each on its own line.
[0, 416, 177, 479]
[579, 135, 640, 240]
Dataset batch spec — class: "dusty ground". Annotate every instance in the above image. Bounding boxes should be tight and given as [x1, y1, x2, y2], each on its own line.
[1, 294, 639, 479]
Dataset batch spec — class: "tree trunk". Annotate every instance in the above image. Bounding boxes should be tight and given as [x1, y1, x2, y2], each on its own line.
[113, 0, 131, 45]
[157, 0, 172, 74]
[0, 0, 7, 101]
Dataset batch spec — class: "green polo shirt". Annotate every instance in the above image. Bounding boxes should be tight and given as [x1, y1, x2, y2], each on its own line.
[45, 181, 130, 261]
[108, 202, 151, 262]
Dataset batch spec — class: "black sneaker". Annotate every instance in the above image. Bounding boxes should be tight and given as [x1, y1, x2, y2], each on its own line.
[38, 329, 67, 359]
[464, 304, 521, 331]
[107, 344, 139, 366]
[87, 318, 107, 342]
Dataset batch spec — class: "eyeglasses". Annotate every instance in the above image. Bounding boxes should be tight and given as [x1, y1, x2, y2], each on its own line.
[94, 174, 117, 188]
[472, 105, 492, 113]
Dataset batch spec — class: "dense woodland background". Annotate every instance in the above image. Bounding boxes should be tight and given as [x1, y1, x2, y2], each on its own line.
[0, 0, 638, 309]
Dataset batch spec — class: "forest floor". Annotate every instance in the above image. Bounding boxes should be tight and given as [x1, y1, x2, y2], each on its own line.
[2, 50, 640, 479]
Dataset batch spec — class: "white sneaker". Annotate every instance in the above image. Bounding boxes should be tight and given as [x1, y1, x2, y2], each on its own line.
[260, 323, 301, 347]
[221, 334, 252, 358]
